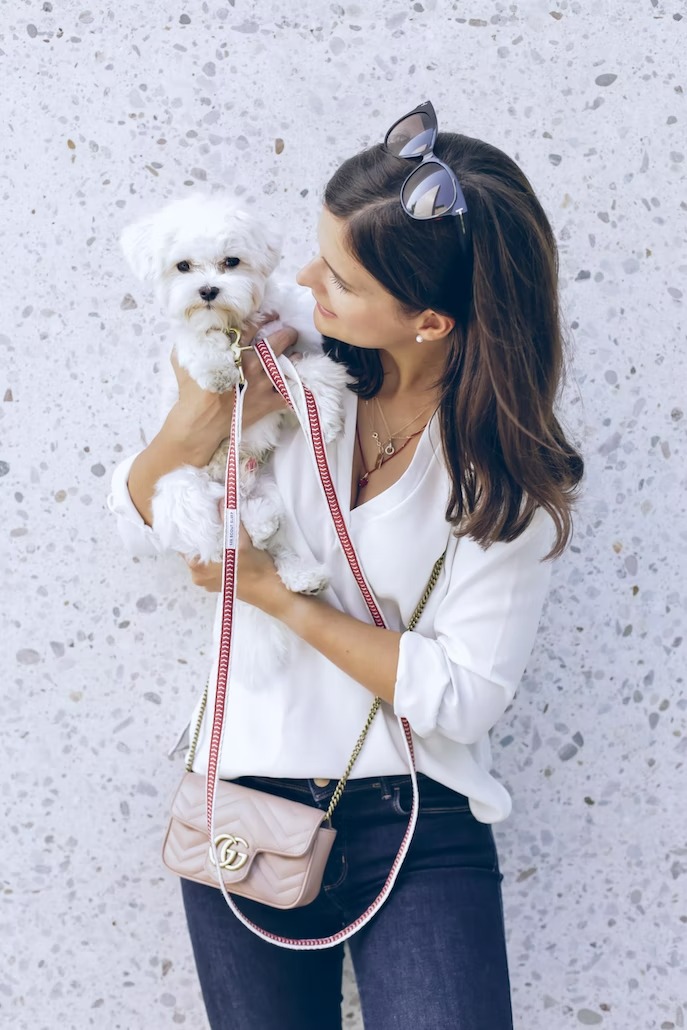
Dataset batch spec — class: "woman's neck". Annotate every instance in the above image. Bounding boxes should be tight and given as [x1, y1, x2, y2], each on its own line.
[378, 339, 446, 397]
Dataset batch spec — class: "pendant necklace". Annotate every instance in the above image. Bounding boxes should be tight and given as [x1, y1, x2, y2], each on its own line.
[357, 396, 435, 490]
[370, 395, 433, 461]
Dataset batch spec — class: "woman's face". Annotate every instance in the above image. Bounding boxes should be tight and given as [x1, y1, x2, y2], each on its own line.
[296, 207, 414, 351]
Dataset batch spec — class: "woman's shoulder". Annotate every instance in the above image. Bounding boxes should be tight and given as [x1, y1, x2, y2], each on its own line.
[445, 504, 558, 581]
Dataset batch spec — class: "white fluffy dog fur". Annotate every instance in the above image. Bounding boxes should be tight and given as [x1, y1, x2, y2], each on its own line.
[120, 191, 351, 676]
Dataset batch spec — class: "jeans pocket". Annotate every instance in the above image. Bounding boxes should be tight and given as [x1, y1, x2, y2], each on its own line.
[391, 778, 472, 817]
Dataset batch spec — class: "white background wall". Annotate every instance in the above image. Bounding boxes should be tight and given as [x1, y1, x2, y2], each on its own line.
[1, 1, 685, 1027]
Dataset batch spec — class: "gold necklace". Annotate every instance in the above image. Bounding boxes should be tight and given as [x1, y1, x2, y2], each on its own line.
[370, 396, 433, 458]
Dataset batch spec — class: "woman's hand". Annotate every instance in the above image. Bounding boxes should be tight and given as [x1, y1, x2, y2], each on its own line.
[184, 555, 223, 592]
[166, 317, 298, 461]
[184, 521, 291, 616]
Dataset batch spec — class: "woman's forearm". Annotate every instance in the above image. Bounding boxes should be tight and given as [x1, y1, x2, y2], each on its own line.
[127, 406, 229, 527]
[277, 592, 403, 704]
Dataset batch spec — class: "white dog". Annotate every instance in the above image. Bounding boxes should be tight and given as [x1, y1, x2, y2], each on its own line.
[120, 191, 350, 675]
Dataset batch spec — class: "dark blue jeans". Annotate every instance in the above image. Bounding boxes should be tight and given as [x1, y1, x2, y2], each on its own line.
[181, 773, 514, 1030]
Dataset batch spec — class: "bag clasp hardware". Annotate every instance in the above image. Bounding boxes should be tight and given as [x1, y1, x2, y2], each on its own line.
[209, 833, 250, 872]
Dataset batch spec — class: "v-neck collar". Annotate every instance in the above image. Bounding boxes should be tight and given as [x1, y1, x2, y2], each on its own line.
[336, 387, 439, 523]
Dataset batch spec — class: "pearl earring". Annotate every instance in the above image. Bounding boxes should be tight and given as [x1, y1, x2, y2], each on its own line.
[415, 334, 424, 344]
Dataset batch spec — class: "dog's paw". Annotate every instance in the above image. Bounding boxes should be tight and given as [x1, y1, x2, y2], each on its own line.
[276, 557, 329, 595]
[205, 364, 241, 392]
[184, 353, 241, 393]
[242, 494, 281, 547]
[152, 467, 224, 562]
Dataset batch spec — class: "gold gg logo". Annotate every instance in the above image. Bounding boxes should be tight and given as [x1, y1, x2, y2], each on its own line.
[209, 833, 249, 872]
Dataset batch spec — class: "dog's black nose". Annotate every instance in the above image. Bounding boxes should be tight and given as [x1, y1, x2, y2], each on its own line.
[199, 285, 220, 302]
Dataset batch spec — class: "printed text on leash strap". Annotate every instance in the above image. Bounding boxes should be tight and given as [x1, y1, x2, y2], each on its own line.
[224, 509, 239, 550]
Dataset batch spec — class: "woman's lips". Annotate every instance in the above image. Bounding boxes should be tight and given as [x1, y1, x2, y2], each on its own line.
[315, 298, 336, 318]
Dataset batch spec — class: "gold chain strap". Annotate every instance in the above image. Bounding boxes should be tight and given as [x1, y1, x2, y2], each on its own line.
[324, 548, 446, 821]
[185, 549, 448, 817]
[185, 681, 209, 773]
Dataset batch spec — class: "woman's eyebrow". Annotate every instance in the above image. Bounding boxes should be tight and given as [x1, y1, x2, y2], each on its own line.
[322, 256, 355, 290]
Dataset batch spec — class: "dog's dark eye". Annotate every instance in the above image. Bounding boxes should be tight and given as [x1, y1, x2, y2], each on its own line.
[224, 257, 241, 269]
[176, 261, 191, 273]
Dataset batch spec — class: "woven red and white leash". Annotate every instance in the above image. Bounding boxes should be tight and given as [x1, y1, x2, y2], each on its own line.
[205, 337, 420, 950]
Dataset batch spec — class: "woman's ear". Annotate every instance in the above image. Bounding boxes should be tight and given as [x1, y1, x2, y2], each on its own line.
[416, 311, 455, 341]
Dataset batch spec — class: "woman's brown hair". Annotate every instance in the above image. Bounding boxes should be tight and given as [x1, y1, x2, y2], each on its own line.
[322, 133, 583, 559]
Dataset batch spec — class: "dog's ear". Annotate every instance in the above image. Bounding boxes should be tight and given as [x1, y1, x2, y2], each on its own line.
[256, 223, 283, 278]
[120, 215, 161, 281]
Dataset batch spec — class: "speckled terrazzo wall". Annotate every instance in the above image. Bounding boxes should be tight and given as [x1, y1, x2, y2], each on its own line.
[1, 1, 685, 1027]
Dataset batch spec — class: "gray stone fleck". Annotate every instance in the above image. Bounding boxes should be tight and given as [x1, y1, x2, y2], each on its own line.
[559, 743, 579, 761]
[598, 431, 621, 455]
[595, 73, 617, 87]
[232, 20, 258, 33]
[91, 463, 105, 477]
[180, 14, 191, 24]
[670, 152, 684, 163]
[671, 408, 683, 421]
[136, 781, 158, 797]
[144, 691, 162, 704]
[27, 24, 38, 38]
[121, 294, 138, 310]
[0, 461, 9, 477]
[577, 1010, 603, 1024]
[49, 641, 65, 657]
[136, 595, 157, 613]
[576, 270, 591, 280]
[17, 649, 41, 665]
[549, 154, 562, 166]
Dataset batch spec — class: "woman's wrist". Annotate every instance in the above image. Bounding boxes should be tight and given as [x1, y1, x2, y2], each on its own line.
[271, 590, 321, 635]
[162, 401, 231, 465]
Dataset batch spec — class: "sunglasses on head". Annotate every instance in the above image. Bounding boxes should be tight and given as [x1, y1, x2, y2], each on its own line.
[382, 100, 469, 238]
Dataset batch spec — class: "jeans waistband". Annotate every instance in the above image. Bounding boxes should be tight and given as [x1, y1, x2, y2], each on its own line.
[232, 772, 458, 806]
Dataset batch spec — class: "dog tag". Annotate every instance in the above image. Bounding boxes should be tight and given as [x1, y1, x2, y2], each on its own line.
[224, 509, 239, 550]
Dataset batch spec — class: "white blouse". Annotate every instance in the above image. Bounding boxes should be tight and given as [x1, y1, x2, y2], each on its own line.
[107, 374, 556, 824]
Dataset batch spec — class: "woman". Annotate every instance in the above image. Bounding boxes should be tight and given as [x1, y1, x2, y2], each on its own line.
[108, 102, 583, 1029]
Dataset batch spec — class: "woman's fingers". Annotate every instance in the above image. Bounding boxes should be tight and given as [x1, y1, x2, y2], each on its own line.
[183, 554, 223, 592]
[170, 320, 298, 426]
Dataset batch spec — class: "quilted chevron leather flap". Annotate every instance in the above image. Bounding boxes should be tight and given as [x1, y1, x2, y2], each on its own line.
[163, 772, 338, 908]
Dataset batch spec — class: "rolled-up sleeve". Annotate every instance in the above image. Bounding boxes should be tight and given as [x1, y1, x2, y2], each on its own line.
[106, 451, 166, 557]
[393, 508, 556, 744]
